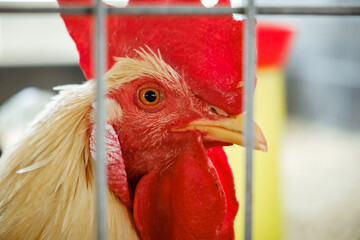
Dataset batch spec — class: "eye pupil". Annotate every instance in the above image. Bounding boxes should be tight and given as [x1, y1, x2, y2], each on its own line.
[144, 90, 157, 103]
[139, 88, 161, 106]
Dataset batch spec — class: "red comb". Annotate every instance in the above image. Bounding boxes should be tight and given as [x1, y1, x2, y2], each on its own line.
[58, 0, 245, 115]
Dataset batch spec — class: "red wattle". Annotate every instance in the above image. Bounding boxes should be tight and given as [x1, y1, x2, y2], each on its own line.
[208, 147, 239, 239]
[133, 143, 238, 239]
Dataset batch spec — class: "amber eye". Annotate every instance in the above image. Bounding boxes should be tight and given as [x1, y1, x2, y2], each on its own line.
[139, 88, 161, 106]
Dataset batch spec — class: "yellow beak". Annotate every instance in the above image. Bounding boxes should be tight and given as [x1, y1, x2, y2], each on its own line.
[173, 113, 268, 152]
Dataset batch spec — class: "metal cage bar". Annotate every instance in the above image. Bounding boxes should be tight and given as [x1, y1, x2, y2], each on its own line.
[243, 1, 256, 239]
[1, 4, 360, 15]
[1, 1, 360, 240]
[94, 0, 107, 239]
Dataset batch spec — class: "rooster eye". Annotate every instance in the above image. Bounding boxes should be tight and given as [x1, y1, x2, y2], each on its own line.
[139, 88, 161, 106]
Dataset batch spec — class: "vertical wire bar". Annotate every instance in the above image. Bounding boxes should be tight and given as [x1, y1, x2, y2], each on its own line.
[94, 0, 107, 239]
[243, 0, 256, 239]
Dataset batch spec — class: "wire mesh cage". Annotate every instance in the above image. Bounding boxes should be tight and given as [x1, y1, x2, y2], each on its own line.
[0, 1, 359, 240]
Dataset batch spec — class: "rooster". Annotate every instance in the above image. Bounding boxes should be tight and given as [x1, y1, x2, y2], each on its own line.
[0, 0, 267, 239]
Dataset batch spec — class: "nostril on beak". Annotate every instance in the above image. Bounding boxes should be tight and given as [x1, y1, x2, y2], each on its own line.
[208, 105, 229, 117]
[210, 107, 217, 113]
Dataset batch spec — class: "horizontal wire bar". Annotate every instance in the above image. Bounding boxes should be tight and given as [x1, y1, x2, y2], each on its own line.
[0, 5, 241, 14]
[257, 6, 360, 16]
[0, 6, 92, 14]
[1, 4, 360, 15]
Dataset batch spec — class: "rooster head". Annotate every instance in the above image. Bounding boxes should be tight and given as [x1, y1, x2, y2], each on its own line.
[58, 0, 267, 239]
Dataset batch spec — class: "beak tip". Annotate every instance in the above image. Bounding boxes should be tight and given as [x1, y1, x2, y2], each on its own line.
[257, 142, 268, 153]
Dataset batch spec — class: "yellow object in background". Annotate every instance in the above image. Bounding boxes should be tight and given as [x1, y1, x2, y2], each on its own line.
[226, 68, 286, 240]
[225, 23, 293, 240]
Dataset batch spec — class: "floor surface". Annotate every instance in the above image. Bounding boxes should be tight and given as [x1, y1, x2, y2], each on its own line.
[281, 119, 360, 240]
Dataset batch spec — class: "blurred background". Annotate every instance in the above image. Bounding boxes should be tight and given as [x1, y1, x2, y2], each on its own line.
[0, 0, 359, 239]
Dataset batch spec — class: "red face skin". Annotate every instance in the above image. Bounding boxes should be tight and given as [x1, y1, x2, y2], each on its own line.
[109, 77, 220, 189]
